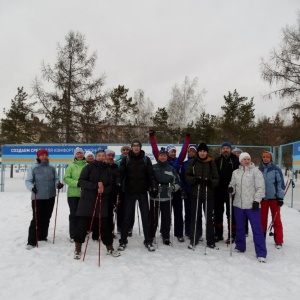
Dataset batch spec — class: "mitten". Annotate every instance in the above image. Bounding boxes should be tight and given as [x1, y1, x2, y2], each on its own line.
[227, 186, 234, 194]
[148, 129, 155, 136]
[277, 199, 284, 207]
[252, 201, 259, 211]
[32, 186, 38, 194]
[57, 182, 64, 190]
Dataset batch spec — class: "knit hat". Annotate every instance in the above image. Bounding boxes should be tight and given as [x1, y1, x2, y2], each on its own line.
[131, 138, 142, 148]
[262, 152, 272, 160]
[74, 147, 84, 156]
[121, 145, 130, 151]
[166, 144, 176, 153]
[197, 143, 209, 152]
[232, 147, 243, 154]
[105, 149, 115, 156]
[96, 148, 105, 154]
[239, 152, 251, 163]
[221, 142, 232, 149]
[84, 151, 95, 159]
[188, 144, 198, 152]
[37, 149, 48, 157]
[158, 147, 167, 155]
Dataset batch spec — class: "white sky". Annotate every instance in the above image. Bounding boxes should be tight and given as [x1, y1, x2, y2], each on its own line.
[0, 0, 299, 120]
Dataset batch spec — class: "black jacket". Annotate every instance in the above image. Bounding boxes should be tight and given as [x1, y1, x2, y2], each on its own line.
[119, 150, 157, 194]
[77, 160, 113, 218]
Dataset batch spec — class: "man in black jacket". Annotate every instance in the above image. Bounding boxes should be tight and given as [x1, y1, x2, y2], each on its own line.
[214, 142, 239, 243]
[118, 138, 158, 252]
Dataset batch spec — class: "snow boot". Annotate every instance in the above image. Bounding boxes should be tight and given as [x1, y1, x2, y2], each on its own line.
[207, 244, 219, 250]
[163, 239, 172, 246]
[188, 243, 195, 250]
[144, 242, 155, 252]
[106, 244, 121, 257]
[177, 236, 185, 242]
[275, 243, 282, 249]
[74, 242, 82, 260]
[257, 257, 266, 263]
[117, 243, 126, 251]
[26, 244, 36, 250]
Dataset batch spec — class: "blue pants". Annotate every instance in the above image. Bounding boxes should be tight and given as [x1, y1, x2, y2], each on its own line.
[173, 190, 183, 237]
[234, 207, 267, 258]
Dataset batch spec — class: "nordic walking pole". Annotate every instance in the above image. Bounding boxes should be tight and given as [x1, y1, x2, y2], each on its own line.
[193, 184, 200, 250]
[157, 184, 161, 249]
[98, 193, 102, 267]
[204, 185, 208, 255]
[169, 183, 173, 246]
[137, 201, 141, 236]
[113, 194, 119, 236]
[34, 190, 39, 248]
[83, 193, 100, 262]
[268, 211, 278, 236]
[52, 189, 60, 244]
[229, 192, 233, 257]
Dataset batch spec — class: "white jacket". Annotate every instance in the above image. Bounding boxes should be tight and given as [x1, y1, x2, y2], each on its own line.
[229, 163, 265, 209]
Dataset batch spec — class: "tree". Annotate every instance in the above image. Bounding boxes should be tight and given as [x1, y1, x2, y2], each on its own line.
[261, 12, 300, 108]
[1, 87, 37, 144]
[133, 89, 154, 125]
[105, 85, 138, 125]
[220, 90, 255, 144]
[32, 31, 105, 143]
[167, 76, 205, 129]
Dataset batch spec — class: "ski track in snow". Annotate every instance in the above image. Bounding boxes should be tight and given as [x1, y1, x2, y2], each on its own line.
[0, 171, 299, 300]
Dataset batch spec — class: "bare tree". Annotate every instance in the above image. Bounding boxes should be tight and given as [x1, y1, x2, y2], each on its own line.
[133, 89, 154, 125]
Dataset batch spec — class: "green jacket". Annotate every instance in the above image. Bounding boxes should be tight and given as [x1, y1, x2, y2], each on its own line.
[64, 159, 87, 197]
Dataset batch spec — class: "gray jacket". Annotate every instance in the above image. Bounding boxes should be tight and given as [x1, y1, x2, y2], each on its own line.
[25, 161, 59, 200]
[229, 163, 265, 209]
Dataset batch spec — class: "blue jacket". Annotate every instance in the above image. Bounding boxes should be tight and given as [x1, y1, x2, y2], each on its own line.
[25, 161, 60, 200]
[258, 152, 284, 200]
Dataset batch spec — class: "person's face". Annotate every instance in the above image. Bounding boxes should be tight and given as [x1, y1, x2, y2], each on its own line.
[75, 151, 84, 160]
[96, 152, 106, 162]
[121, 148, 130, 156]
[221, 146, 231, 158]
[168, 149, 176, 159]
[106, 153, 115, 163]
[198, 150, 208, 159]
[132, 143, 141, 154]
[39, 153, 49, 162]
[158, 153, 168, 162]
[262, 155, 271, 164]
[86, 154, 94, 163]
[188, 148, 197, 158]
[233, 151, 241, 158]
[241, 157, 251, 166]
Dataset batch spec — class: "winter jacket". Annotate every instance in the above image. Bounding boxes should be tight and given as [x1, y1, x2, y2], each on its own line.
[25, 161, 59, 200]
[77, 160, 113, 218]
[229, 163, 265, 209]
[149, 135, 190, 172]
[64, 159, 87, 197]
[151, 160, 181, 202]
[214, 153, 239, 189]
[185, 155, 219, 201]
[119, 150, 157, 194]
[258, 152, 285, 200]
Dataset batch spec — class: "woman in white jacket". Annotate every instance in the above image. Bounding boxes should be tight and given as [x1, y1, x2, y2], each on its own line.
[228, 152, 267, 262]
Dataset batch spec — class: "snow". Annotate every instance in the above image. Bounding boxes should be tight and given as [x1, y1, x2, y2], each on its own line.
[0, 169, 300, 300]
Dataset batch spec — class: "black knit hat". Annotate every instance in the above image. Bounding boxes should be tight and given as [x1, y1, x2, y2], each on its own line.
[197, 142, 209, 152]
[158, 147, 167, 155]
[131, 138, 142, 148]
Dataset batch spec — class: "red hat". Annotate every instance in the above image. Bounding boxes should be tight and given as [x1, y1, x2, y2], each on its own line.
[37, 149, 49, 157]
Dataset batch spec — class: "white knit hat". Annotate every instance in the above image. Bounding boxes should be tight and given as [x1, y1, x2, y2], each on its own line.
[84, 151, 95, 159]
[239, 152, 251, 163]
[74, 147, 84, 156]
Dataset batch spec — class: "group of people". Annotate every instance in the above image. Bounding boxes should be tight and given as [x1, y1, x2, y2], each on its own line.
[25, 133, 286, 263]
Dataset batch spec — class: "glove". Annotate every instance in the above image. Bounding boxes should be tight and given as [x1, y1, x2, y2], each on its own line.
[167, 184, 175, 192]
[57, 182, 64, 190]
[116, 184, 122, 193]
[158, 185, 163, 193]
[186, 132, 191, 138]
[252, 201, 259, 211]
[194, 177, 203, 184]
[203, 178, 212, 186]
[181, 188, 187, 199]
[277, 199, 284, 207]
[32, 186, 38, 194]
[148, 129, 155, 136]
[227, 186, 234, 194]
[149, 189, 158, 198]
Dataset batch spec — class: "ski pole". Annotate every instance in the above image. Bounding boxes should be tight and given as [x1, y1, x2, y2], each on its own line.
[98, 193, 102, 267]
[169, 183, 173, 246]
[204, 185, 208, 255]
[193, 184, 200, 250]
[34, 191, 39, 248]
[229, 192, 233, 257]
[268, 211, 278, 236]
[52, 189, 60, 244]
[137, 201, 141, 236]
[83, 193, 100, 262]
[154, 198, 156, 245]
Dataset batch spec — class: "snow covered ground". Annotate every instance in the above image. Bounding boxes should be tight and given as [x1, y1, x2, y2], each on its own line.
[0, 169, 300, 300]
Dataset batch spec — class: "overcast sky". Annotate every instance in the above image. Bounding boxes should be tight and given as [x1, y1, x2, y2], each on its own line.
[0, 0, 299, 121]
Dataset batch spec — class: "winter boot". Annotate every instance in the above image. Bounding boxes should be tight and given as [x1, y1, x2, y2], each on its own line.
[275, 243, 282, 249]
[144, 242, 155, 252]
[117, 243, 126, 251]
[106, 244, 121, 257]
[74, 242, 82, 260]
[206, 244, 219, 250]
[257, 257, 266, 263]
[177, 236, 185, 242]
[26, 243, 36, 250]
[163, 239, 172, 246]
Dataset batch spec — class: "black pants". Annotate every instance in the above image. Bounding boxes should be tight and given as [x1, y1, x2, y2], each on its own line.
[214, 189, 236, 238]
[184, 192, 191, 237]
[190, 196, 215, 246]
[116, 192, 135, 232]
[172, 190, 184, 237]
[28, 197, 55, 245]
[67, 197, 80, 239]
[120, 193, 151, 245]
[149, 199, 172, 240]
[75, 216, 113, 246]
